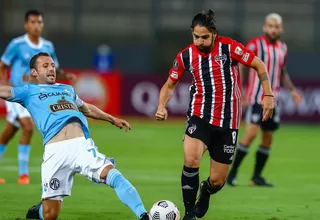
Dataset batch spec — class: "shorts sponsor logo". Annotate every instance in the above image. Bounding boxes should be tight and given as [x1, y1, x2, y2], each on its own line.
[50, 178, 60, 190]
[223, 145, 235, 154]
[43, 181, 49, 192]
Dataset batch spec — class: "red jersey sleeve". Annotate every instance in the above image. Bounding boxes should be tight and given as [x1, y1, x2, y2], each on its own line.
[169, 52, 185, 82]
[230, 40, 255, 66]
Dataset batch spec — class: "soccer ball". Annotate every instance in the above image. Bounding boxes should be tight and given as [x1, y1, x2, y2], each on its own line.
[150, 200, 180, 220]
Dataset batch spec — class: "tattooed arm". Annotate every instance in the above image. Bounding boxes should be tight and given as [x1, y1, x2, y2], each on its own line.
[250, 57, 274, 96]
[249, 56, 275, 121]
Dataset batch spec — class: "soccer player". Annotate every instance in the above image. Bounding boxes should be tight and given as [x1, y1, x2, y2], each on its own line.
[0, 10, 75, 184]
[155, 10, 275, 220]
[0, 52, 150, 220]
[227, 13, 302, 187]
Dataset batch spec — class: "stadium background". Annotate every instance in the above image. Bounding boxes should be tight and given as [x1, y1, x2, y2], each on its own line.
[0, 1, 319, 219]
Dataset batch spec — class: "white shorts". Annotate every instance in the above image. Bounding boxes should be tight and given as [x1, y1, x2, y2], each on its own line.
[41, 137, 114, 200]
[5, 101, 31, 127]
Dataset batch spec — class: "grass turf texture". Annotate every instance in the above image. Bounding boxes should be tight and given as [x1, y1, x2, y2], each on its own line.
[0, 119, 319, 220]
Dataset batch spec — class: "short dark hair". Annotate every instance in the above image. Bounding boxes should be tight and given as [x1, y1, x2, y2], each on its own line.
[30, 52, 50, 69]
[191, 9, 217, 33]
[25, 10, 43, 22]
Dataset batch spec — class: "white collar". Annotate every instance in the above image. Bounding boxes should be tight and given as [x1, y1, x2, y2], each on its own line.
[24, 34, 43, 49]
[38, 83, 60, 86]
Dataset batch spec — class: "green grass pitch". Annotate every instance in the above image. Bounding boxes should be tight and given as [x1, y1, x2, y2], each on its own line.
[0, 119, 319, 220]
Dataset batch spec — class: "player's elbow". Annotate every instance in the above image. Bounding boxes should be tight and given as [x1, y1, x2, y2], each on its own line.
[251, 57, 267, 74]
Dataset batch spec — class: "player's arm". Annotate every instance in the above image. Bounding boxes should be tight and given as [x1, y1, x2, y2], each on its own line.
[281, 65, 301, 105]
[0, 85, 13, 99]
[0, 62, 9, 84]
[1, 40, 18, 85]
[231, 40, 274, 121]
[55, 68, 76, 83]
[156, 54, 185, 120]
[77, 98, 131, 131]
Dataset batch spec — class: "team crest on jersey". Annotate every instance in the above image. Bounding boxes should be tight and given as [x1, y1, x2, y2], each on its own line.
[188, 124, 197, 134]
[214, 54, 227, 66]
[49, 96, 78, 112]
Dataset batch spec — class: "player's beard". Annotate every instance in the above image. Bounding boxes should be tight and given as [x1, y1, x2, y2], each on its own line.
[196, 37, 214, 54]
[265, 33, 280, 43]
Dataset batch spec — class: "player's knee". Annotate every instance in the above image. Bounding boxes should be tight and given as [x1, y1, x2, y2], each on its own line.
[184, 156, 201, 168]
[21, 124, 34, 135]
[209, 174, 226, 188]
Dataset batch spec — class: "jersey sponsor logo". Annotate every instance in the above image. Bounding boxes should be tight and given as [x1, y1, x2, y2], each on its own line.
[49, 96, 78, 112]
[242, 52, 250, 62]
[50, 178, 60, 190]
[214, 54, 227, 66]
[39, 91, 72, 101]
[235, 46, 243, 55]
[173, 59, 179, 69]
[170, 71, 179, 79]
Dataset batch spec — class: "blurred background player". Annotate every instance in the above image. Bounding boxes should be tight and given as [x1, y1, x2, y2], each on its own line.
[0, 10, 75, 184]
[227, 13, 302, 187]
[156, 10, 275, 220]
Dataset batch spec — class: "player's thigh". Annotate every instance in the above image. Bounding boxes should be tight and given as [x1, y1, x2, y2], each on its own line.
[76, 138, 115, 183]
[184, 116, 210, 167]
[209, 159, 230, 185]
[0, 121, 19, 142]
[208, 128, 238, 166]
[17, 106, 34, 132]
[5, 101, 21, 128]
[41, 144, 75, 199]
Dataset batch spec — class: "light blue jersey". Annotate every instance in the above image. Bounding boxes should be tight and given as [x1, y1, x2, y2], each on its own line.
[7, 83, 89, 145]
[1, 34, 59, 87]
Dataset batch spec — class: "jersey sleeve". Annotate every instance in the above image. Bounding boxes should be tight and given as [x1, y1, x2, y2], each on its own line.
[6, 85, 29, 105]
[282, 43, 288, 66]
[230, 40, 255, 66]
[168, 52, 185, 82]
[1, 40, 18, 66]
[71, 87, 84, 108]
[245, 39, 258, 55]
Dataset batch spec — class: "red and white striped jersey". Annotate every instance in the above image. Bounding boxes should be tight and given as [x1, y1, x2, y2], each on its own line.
[169, 36, 255, 130]
[245, 35, 288, 104]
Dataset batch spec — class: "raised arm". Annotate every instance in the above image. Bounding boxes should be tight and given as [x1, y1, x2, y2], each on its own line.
[79, 102, 131, 132]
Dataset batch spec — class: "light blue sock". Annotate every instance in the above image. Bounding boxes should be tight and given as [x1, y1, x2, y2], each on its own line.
[0, 144, 7, 159]
[18, 144, 31, 176]
[39, 204, 43, 219]
[105, 168, 147, 218]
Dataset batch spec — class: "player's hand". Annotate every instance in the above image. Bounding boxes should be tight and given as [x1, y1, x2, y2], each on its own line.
[66, 73, 77, 85]
[112, 118, 132, 132]
[261, 95, 275, 121]
[155, 106, 168, 121]
[241, 92, 249, 108]
[290, 90, 302, 105]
